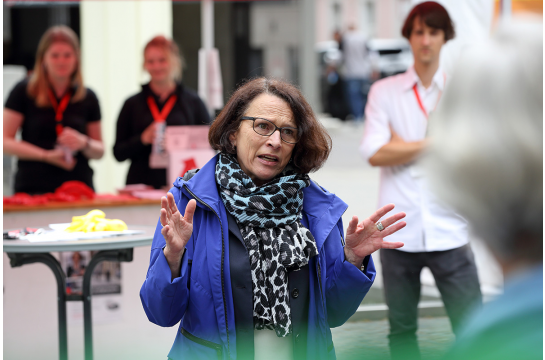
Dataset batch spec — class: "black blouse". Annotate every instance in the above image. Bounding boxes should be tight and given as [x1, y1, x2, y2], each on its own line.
[228, 213, 309, 360]
[113, 83, 210, 189]
[4, 79, 101, 194]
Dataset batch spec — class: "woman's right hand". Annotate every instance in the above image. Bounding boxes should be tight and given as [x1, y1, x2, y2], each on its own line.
[43, 148, 76, 171]
[141, 122, 157, 145]
[160, 193, 197, 277]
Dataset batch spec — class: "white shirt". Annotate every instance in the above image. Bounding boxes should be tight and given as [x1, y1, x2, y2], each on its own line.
[360, 66, 469, 252]
[342, 31, 372, 79]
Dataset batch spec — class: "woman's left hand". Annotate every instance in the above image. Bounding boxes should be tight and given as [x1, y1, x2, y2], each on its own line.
[57, 127, 88, 151]
[344, 203, 406, 267]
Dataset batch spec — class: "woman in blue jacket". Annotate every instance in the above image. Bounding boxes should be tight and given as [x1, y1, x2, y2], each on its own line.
[140, 78, 406, 360]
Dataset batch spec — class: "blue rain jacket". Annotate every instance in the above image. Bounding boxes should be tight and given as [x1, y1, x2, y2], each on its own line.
[140, 154, 376, 360]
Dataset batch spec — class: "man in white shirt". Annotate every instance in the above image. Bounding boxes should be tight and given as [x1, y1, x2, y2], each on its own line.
[360, 2, 482, 359]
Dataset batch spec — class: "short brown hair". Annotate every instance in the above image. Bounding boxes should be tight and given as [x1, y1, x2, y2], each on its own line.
[402, 1, 455, 42]
[209, 77, 332, 174]
[144, 35, 184, 81]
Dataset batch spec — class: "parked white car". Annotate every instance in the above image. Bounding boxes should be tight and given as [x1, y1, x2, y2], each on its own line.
[367, 38, 413, 78]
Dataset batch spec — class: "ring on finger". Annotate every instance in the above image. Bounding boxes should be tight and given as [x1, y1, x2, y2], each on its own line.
[376, 221, 385, 231]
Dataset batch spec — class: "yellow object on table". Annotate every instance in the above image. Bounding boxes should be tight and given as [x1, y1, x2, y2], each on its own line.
[64, 209, 128, 232]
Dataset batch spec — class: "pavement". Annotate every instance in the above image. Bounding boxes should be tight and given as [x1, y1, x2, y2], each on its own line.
[332, 317, 455, 360]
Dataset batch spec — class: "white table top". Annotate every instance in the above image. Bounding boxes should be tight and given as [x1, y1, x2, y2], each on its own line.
[3, 226, 156, 253]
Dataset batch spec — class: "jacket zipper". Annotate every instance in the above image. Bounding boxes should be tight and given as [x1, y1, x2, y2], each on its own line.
[340, 207, 347, 246]
[316, 261, 326, 316]
[183, 185, 230, 359]
[317, 261, 335, 353]
[181, 327, 222, 360]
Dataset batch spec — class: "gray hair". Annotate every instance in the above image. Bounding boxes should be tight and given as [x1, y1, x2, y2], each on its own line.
[424, 17, 543, 263]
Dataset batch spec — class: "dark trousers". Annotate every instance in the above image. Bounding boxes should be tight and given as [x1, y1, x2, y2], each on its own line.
[344, 78, 370, 121]
[380, 245, 482, 360]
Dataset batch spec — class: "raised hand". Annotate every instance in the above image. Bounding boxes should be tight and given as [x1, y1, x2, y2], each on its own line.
[160, 193, 196, 278]
[344, 204, 406, 267]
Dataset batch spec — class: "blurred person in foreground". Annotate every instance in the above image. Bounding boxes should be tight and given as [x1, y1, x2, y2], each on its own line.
[140, 77, 407, 360]
[3, 26, 104, 194]
[424, 18, 543, 360]
[113, 35, 210, 189]
[359, 2, 482, 359]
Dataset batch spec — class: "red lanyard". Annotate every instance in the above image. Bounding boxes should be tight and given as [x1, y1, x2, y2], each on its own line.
[412, 74, 446, 119]
[47, 89, 72, 136]
[147, 94, 178, 122]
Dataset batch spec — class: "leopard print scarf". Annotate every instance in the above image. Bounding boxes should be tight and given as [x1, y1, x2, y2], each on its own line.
[215, 153, 318, 337]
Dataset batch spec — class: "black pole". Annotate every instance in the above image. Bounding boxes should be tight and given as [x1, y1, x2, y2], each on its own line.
[8, 253, 68, 360]
[82, 249, 133, 360]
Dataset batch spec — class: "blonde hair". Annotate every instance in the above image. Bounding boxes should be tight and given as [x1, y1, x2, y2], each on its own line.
[143, 35, 184, 82]
[27, 25, 86, 107]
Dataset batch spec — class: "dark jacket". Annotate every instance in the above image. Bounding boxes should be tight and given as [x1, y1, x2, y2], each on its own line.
[113, 83, 210, 188]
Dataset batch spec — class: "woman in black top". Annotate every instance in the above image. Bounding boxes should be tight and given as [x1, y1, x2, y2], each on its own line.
[3, 26, 104, 195]
[113, 35, 210, 189]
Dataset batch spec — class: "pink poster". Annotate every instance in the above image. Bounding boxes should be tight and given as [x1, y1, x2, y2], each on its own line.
[167, 149, 216, 186]
[165, 125, 216, 184]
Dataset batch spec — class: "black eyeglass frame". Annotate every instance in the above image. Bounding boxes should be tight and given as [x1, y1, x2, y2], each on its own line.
[240, 116, 301, 144]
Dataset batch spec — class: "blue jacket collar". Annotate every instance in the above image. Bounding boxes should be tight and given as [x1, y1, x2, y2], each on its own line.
[173, 153, 348, 250]
[173, 153, 223, 215]
[303, 179, 348, 250]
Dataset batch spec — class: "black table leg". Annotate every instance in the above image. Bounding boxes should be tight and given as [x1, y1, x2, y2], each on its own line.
[8, 248, 134, 360]
[7, 253, 68, 360]
[82, 248, 133, 360]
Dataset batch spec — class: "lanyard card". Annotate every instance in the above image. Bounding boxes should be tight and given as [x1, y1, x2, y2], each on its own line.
[149, 121, 169, 169]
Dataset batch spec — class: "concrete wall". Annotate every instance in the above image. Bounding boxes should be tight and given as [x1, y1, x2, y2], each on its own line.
[250, 1, 300, 81]
[315, 0, 380, 41]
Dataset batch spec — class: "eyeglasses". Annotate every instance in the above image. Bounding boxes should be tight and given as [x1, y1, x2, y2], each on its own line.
[241, 116, 300, 144]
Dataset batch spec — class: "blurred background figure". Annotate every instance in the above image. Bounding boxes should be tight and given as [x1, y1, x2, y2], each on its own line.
[3, 25, 104, 195]
[67, 251, 86, 278]
[340, 24, 374, 123]
[360, 3, 483, 359]
[113, 35, 210, 189]
[425, 17, 543, 360]
[321, 29, 351, 121]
